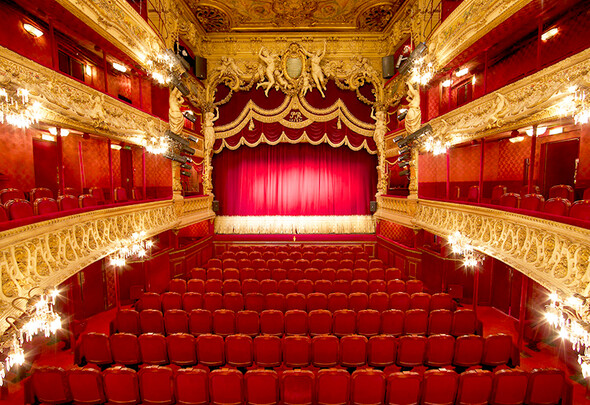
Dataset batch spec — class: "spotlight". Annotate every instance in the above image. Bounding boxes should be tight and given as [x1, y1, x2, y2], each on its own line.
[399, 169, 410, 177]
[183, 110, 196, 123]
[60, 129, 69, 137]
[541, 27, 558, 41]
[48, 127, 58, 135]
[187, 135, 199, 143]
[180, 163, 192, 170]
[397, 42, 427, 76]
[165, 129, 190, 146]
[165, 152, 189, 163]
[397, 109, 408, 121]
[392, 134, 405, 143]
[23, 23, 43, 38]
[455, 67, 469, 77]
[397, 152, 410, 162]
[171, 76, 190, 96]
[181, 145, 196, 155]
[399, 146, 411, 155]
[180, 170, 191, 177]
[398, 160, 410, 168]
[112, 62, 128, 73]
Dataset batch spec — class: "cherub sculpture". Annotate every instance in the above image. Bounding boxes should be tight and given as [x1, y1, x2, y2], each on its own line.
[302, 41, 327, 97]
[256, 48, 277, 97]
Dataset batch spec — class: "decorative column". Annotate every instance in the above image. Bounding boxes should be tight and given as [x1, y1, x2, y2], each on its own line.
[202, 107, 219, 196]
[405, 81, 422, 199]
[372, 107, 388, 196]
[169, 87, 185, 200]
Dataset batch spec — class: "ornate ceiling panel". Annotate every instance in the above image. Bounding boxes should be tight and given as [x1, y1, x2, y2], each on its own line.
[186, 0, 405, 32]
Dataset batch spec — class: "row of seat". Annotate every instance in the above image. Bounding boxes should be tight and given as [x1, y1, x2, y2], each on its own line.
[202, 257, 386, 271]
[497, 193, 590, 219]
[29, 365, 569, 405]
[82, 332, 515, 369]
[139, 291, 451, 315]
[221, 244, 368, 258]
[0, 186, 144, 204]
[116, 308, 477, 337]
[186, 266, 408, 283]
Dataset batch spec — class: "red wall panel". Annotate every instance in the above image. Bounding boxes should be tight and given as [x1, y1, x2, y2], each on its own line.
[0, 125, 35, 191]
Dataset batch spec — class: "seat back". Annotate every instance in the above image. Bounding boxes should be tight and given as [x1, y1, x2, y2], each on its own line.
[430, 293, 453, 311]
[570, 200, 590, 221]
[357, 309, 381, 337]
[79, 194, 98, 208]
[467, 185, 479, 202]
[33, 197, 59, 215]
[169, 279, 187, 294]
[525, 368, 565, 405]
[89, 187, 105, 202]
[333, 309, 356, 337]
[457, 369, 493, 405]
[499, 193, 521, 208]
[212, 309, 236, 337]
[396, 335, 427, 367]
[83, 332, 112, 365]
[6, 198, 34, 220]
[131, 187, 143, 200]
[281, 369, 315, 405]
[140, 309, 165, 334]
[351, 368, 385, 405]
[454, 334, 484, 367]
[166, 333, 197, 366]
[367, 335, 396, 367]
[254, 335, 282, 367]
[491, 185, 508, 204]
[236, 310, 259, 337]
[285, 310, 308, 336]
[175, 368, 208, 405]
[32, 366, 71, 404]
[209, 369, 243, 405]
[521, 193, 544, 211]
[428, 309, 453, 335]
[0, 188, 25, 203]
[386, 372, 421, 405]
[283, 335, 312, 368]
[189, 309, 212, 336]
[311, 334, 339, 368]
[549, 184, 574, 202]
[452, 309, 476, 336]
[425, 333, 455, 367]
[520, 184, 540, 196]
[422, 369, 459, 405]
[225, 334, 253, 367]
[196, 334, 224, 367]
[67, 366, 105, 405]
[482, 333, 513, 367]
[404, 309, 428, 335]
[103, 366, 140, 405]
[317, 369, 350, 405]
[138, 366, 174, 405]
[140, 292, 161, 311]
[58, 194, 79, 211]
[491, 369, 528, 405]
[116, 309, 141, 335]
[138, 333, 168, 365]
[340, 335, 368, 367]
[110, 333, 141, 366]
[114, 187, 128, 202]
[381, 309, 404, 336]
[244, 369, 279, 405]
[543, 197, 571, 216]
[164, 309, 188, 334]
[260, 309, 284, 336]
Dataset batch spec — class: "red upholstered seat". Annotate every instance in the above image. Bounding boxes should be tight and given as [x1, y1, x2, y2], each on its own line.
[297, 279, 315, 295]
[83, 332, 113, 365]
[223, 292, 244, 312]
[425, 333, 455, 367]
[278, 279, 297, 295]
[113, 187, 128, 203]
[317, 369, 350, 405]
[189, 309, 212, 336]
[116, 309, 141, 335]
[333, 279, 351, 294]
[296, 258, 311, 269]
[212, 309, 236, 337]
[57, 194, 79, 211]
[349, 292, 369, 312]
[286, 292, 307, 311]
[499, 192, 521, 208]
[140, 292, 161, 311]
[283, 335, 312, 368]
[336, 268, 353, 281]
[430, 293, 453, 311]
[140, 309, 165, 334]
[381, 309, 404, 336]
[422, 369, 459, 405]
[307, 309, 332, 336]
[254, 335, 282, 367]
[457, 369, 493, 405]
[209, 369, 243, 405]
[223, 268, 240, 282]
[89, 187, 106, 203]
[428, 309, 453, 335]
[491, 185, 508, 205]
[327, 292, 348, 312]
[205, 279, 223, 294]
[410, 292, 431, 311]
[203, 292, 223, 312]
[525, 368, 565, 405]
[67, 366, 105, 405]
[102, 366, 140, 405]
[490, 369, 528, 405]
[267, 258, 281, 270]
[6, 198, 34, 219]
[549, 184, 574, 202]
[404, 309, 428, 335]
[190, 268, 206, 281]
[351, 368, 386, 405]
[131, 187, 143, 200]
[236, 310, 259, 337]
[333, 309, 356, 337]
[353, 268, 368, 281]
[369, 292, 389, 312]
[387, 280, 406, 294]
[406, 279, 423, 294]
[285, 309, 308, 335]
[340, 335, 368, 367]
[263, 290, 284, 309]
[288, 267, 303, 281]
[272, 267, 287, 281]
[32, 366, 71, 405]
[396, 335, 427, 367]
[245, 292, 265, 313]
[260, 309, 284, 336]
[138, 333, 168, 365]
[357, 309, 381, 337]
[79, 194, 98, 208]
[386, 371, 421, 405]
[281, 369, 315, 405]
[543, 197, 571, 216]
[238, 258, 252, 269]
[520, 184, 541, 196]
[385, 267, 402, 281]
[369, 268, 385, 281]
[467, 185, 479, 202]
[166, 333, 197, 366]
[482, 333, 513, 367]
[351, 280, 368, 294]
[206, 268, 223, 281]
[175, 367, 208, 405]
[33, 197, 58, 215]
[520, 194, 545, 211]
[242, 278, 260, 294]
[367, 335, 397, 367]
[169, 279, 187, 294]
[304, 267, 321, 282]
[311, 334, 339, 368]
[196, 334, 224, 367]
[570, 200, 590, 221]
[225, 334, 253, 367]
[245, 369, 279, 405]
[453, 334, 484, 368]
[138, 366, 174, 405]
[369, 279, 387, 293]
[256, 267, 271, 280]
[110, 333, 141, 366]
[183, 292, 202, 312]
[315, 279, 333, 295]
[0, 187, 25, 204]
[162, 292, 182, 311]
[452, 309, 477, 336]
[355, 259, 369, 269]
[222, 258, 237, 269]
[206, 258, 222, 269]
[63, 187, 78, 197]
[307, 292, 328, 311]
[241, 267, 256, 281]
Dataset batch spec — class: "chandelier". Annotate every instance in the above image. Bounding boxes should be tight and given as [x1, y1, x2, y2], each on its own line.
[423, 135, 449, 156]
[557, 86, 590, 125]
[0, 87, 43, 129]
[145, 135, 169, 155]
[545, 292, 590, 378]
[410, 57, 435, 86]
[110, 231, 154, 267]
[448, 231, 485, 267]
[0, 288, 62, 386]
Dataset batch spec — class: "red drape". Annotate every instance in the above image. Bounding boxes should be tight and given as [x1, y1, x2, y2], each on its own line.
[213, 143, 377, 216]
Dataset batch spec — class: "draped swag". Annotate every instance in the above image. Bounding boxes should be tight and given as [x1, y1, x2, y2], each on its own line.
[213, 82, 377, 154]
[212, 143, 377, 216]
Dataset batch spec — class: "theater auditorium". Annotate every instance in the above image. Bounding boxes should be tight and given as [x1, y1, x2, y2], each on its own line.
[0, 0, 589, 403]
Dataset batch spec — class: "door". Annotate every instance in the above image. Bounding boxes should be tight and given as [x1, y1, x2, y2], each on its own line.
[120, 148, 134, 196]
[541, 138, 579, 195]
[79, 261, 106, 318]
[32, 138, 58, 196]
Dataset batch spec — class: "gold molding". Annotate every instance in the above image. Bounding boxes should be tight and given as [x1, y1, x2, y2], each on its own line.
[215, 215, 376, 234]
[0, 196, 214, 333]
[428, 0, 534, 69]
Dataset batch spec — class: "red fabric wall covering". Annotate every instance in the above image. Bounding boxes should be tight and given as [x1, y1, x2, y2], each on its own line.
[214, 119, 376, 154]
[144, 152, 173, 198]
[212, 142, 377, 216]
[377, 220, 416, 247]
[81, 136, 111, 191]
[132, 147, 144, 189]
[0, 125, 35, 190]
[62, 136, 82, 192]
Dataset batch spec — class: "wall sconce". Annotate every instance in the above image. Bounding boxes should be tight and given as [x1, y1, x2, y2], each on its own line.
[541, 27, 559, 42]
[23, 23, 43, 38]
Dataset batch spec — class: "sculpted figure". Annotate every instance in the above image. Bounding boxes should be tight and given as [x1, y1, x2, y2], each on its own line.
[256, 48, 277, 97]
[168, 87, 184, 135]
[303, 41, 327, 97]
[405, 81, 422, 135]
[371, 108, 389, 196]
[203, 107, 219, 150]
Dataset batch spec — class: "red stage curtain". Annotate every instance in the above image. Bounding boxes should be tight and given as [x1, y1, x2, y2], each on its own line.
[213, 143, 377, 216]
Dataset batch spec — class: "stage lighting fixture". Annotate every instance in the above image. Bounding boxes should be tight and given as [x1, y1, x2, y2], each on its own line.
[399, 146, 411, 155]
[187, 135, 199, 143]
[23, 23, 43, 38]
[165, 130, 190, 146]
[166, 48, 190, 73]
[171, 76, 190, 96]
[181, 145, 196, 155]
[398, 160, 410, 168]
[180, 170, 191, 177]
[180, 163, 191, 170]
[397, 109, 408, 121]
[183, 110, 197, 123]
[398, 42, 427, 76]
[397, 152, 410, 162]
[393, 134, 405, 143]
[165, 152, 189, 163]
[399, 169, 410, 177]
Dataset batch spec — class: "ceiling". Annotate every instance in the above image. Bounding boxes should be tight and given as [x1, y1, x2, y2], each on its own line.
[185, 0, 406, 33]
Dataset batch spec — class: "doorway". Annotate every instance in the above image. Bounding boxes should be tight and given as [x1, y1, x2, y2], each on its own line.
[541, 138, 579, 195]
